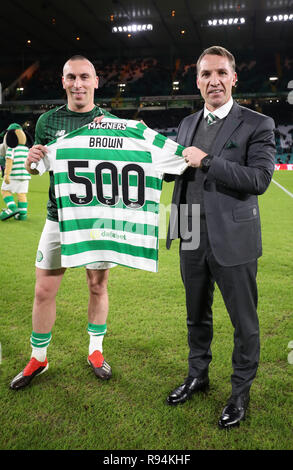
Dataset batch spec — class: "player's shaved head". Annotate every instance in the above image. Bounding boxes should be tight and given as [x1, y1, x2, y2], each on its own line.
[63, 55, 96, 77]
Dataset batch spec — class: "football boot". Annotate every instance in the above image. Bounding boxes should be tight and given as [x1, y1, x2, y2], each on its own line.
[10, 357, 49, 390]
[87, 350, 112, 380]
[0, 207, 20, 221]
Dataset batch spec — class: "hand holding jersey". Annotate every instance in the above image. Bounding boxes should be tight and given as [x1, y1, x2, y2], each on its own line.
[26, 144, 48, 173]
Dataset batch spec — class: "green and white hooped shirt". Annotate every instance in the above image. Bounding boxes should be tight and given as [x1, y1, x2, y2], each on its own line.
[36, 118, 187, 272]
[6, 145, 31, 180]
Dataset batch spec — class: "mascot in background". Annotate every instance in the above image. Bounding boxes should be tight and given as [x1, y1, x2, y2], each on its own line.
[0, 123, 32, 221]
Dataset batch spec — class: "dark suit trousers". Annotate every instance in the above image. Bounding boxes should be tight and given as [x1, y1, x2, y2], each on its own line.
[179, 218, 260, 396]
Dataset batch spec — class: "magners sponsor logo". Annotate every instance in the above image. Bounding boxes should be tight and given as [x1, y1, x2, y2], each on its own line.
[88, 121, 127, 130]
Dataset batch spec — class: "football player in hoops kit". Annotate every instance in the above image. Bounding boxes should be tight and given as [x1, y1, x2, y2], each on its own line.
[10, 56, 116, 389]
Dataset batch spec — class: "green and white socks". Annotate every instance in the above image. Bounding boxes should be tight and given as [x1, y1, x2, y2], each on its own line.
[88, 323, 107, 355]
[29, 323, 107, 362]
[3, 195, 18, 214]
[30, 331, 52, 362]
[16, 201, 28, 220]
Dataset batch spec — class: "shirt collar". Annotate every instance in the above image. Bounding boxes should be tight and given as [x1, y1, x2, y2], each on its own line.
[204, 97, 234, 120]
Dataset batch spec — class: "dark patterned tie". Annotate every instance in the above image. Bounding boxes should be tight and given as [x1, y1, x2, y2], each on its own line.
[206, 112, 217, 125]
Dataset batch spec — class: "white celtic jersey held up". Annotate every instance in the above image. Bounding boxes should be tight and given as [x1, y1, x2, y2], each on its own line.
[36, 118, 187, 272]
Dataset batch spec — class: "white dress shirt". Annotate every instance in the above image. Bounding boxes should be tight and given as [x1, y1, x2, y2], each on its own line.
[204, 97, 234, 120]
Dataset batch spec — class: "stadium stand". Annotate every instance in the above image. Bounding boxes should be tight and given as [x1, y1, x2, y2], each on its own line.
[2, 52, 292, 101]
[0, 43, 292, 165]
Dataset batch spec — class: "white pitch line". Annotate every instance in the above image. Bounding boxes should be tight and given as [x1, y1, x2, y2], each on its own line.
[272, 179, 293, 198]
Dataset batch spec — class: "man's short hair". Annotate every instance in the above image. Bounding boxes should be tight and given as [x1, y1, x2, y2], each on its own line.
[63, 55, 96, 76]
[196, 46, 236, 73]
[67, 54, 90, 63]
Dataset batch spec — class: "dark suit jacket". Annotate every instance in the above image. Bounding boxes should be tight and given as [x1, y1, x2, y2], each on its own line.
[166, 102, 276, 266]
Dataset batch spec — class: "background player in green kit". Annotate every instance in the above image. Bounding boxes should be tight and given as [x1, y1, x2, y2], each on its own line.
[10, 55, 116, 389]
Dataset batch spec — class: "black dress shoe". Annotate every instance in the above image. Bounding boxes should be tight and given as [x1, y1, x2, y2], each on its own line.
[166, 375, 209, 406]
[218, 393, 250, 429]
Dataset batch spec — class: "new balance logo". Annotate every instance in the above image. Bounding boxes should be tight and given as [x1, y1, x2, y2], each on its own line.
[55, 130, 66, 137]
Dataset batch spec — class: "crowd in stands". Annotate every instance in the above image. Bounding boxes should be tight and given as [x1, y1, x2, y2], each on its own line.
[1, 51, 292, 164]
[94, 57, 171, 97]
[2, 52, 292, 102]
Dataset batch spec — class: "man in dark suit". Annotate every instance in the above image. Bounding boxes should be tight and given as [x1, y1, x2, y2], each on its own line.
[165, 46, 276, 429]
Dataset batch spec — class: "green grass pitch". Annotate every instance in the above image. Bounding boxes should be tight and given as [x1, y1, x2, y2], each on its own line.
[0, 171, 292, 450]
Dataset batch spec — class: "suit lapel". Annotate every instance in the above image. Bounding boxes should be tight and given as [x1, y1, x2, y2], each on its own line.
[184, 109, 204, 146]
[210, 102, 243, 155]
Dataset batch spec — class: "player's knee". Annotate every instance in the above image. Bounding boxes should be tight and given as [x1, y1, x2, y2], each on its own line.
[34, 281, 57, 303]
[87, 272, 108, 297]
[88, 280, 108, 297]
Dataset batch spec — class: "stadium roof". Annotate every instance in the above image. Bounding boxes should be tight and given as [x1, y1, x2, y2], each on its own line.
[1, 0, 293, 60]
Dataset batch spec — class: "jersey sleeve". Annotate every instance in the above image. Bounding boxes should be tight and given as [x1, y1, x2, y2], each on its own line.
[5, 147, 14, 160]
[34, 154, 51, 175]
[142, 126, 187, 175]
[34, 113, 48, 145]
[34, 138, 57, 175]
